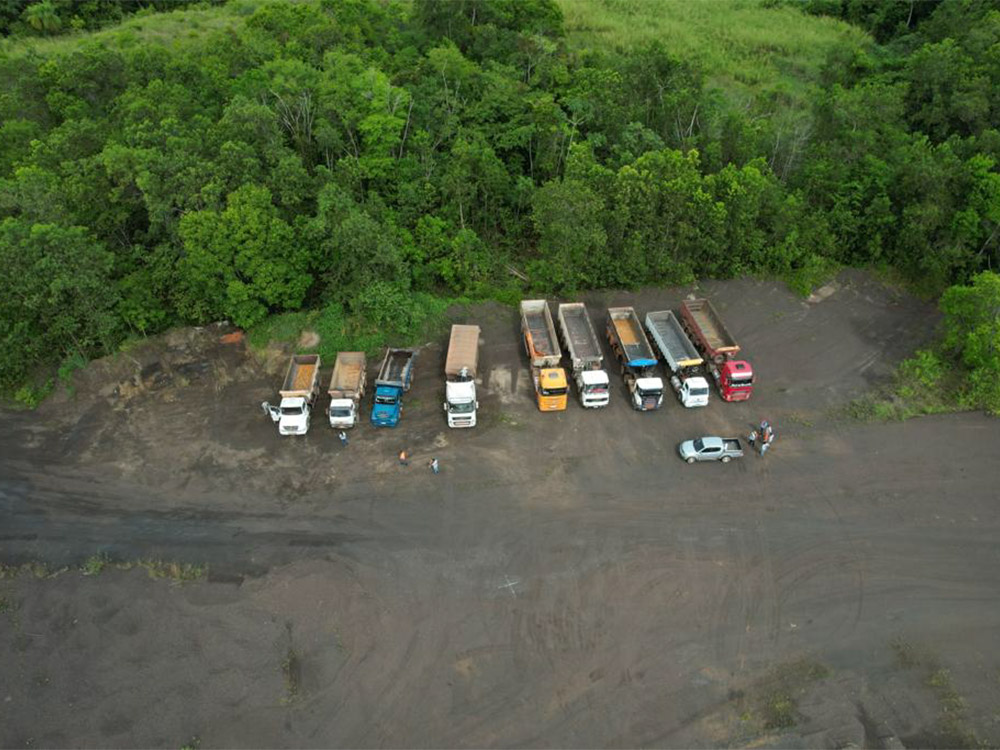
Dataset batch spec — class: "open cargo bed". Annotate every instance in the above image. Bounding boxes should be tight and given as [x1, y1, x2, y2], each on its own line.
[681, 299, 738, 353]
[281, 354, 320, 395]
[328, 352, 365, 395]
[445, 325, 480, 378]
[381, 350, 412, 384]
[645, 311, 702, 370]
[609, 309, 655, 363]
[559, 304, 601, 361]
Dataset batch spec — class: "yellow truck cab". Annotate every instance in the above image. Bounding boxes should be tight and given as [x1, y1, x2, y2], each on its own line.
[537, 367, 568, 411]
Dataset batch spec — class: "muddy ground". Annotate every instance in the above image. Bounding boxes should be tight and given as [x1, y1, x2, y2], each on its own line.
[2, 271, 1000, 748]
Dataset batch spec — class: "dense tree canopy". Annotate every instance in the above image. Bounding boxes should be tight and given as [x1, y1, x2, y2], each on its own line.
[1, 0, 999, 390]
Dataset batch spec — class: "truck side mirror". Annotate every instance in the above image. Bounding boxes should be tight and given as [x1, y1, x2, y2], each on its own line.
[442, 403, 447, 412]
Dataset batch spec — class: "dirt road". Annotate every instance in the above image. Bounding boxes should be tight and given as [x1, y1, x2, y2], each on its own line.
[3, 272, 998, 748]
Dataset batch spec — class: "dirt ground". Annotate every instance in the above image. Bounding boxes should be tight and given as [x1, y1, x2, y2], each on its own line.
[3, 271, 1000, 748]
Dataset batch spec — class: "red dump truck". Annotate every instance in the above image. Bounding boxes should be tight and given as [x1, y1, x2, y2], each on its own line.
[679, 298, 754, 402]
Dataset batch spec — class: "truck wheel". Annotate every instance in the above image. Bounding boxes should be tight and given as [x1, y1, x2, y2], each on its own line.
[721, 456, 730, 463]
[686, 457, 696, 464]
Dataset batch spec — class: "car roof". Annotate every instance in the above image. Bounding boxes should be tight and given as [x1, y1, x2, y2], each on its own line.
[699, 436, 723, 449]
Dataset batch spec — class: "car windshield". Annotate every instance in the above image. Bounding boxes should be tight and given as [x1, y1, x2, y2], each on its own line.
[449, 401, 475, 413]
[693, 438, 705, 451]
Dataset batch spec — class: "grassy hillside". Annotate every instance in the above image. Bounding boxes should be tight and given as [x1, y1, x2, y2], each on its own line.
[0, 0, 250, 57]
[557, 0, 871, 112]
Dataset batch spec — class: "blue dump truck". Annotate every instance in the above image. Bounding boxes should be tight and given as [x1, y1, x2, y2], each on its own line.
[370, 348, 416, 427]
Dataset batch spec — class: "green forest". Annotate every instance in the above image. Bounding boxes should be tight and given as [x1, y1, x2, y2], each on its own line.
[1, 0, 999, 411]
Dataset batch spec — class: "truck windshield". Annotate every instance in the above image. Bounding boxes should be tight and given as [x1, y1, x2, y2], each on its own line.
[541, 386, 567, 397]
[639, 388, 662, 398]
[689, 386, 709, 396]
[449, 401, 475, 413]
[584, 385, 609, 394]
[728, 376, 753, 387]
[281, 405, 303, 416]
[374, 394, 397, 405]
[329, 407, 353, 418]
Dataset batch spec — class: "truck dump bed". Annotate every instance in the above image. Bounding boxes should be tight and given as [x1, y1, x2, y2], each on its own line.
[608, 308, 656, 364]
[681, 299, 739, 354]
[281, 354, 320, 396]
[645, 311, 702, 370]
[520, 300, 561, 367]
[379, 349, 414, 385]
[445, 325, 480, 378]
[328, 352, 365, 396]
[558, 303, 602, 367]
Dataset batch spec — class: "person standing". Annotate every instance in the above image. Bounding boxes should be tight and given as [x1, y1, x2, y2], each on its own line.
[399, 449, 409, 466]
[748, 429, 757, 451]
[338, 430, 348, 446]
[429, 457, 440, 474]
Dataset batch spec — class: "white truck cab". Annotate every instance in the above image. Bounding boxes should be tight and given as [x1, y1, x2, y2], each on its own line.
[445, 374, 478, 428]
[577, 369, 610, 408]
[673, 374, 710, 407]
[278, 396, 311, 435]
[328, 398, 357, 428]
[632, 376, 665, 410]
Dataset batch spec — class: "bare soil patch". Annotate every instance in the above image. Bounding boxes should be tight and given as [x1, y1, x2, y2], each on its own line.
[4, 273, 998, 748]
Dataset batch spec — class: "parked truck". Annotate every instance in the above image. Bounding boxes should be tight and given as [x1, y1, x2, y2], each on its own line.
[644, 310, 710, 408]
[262, 354, 321, 436]
[679, 298, 754, 402]
[520, 300, 568, 412]
[327, 352, 366, 429]
[370, 348, 416, 427]
[678, 436, 745, 463]
[605, 307, 664, 411]
[556, 303, 610, 408]
[443, 324, 480, 428]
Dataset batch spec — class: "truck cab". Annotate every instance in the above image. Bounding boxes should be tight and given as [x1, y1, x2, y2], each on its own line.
[328, 398, 358, 428]
[577, 369, 610, 408]
[371, 386, 402, 427]
[445, 368, 478, 428]
[537, 368, 568, 411]
[715, 360, 754, 401]
[632, 376, 664, 411]
[278, 396, 311, 435]
[675, 375, 710, 407]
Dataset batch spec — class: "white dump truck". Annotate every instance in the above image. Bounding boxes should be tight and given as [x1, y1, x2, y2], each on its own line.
[262, 354, 321, 436]
[328, 352, 366, 429]
[606, 307, 664, 411]
[644, 310, 710, 407]
[557, 303, 610, 408]
[443, 324, 480, 428]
